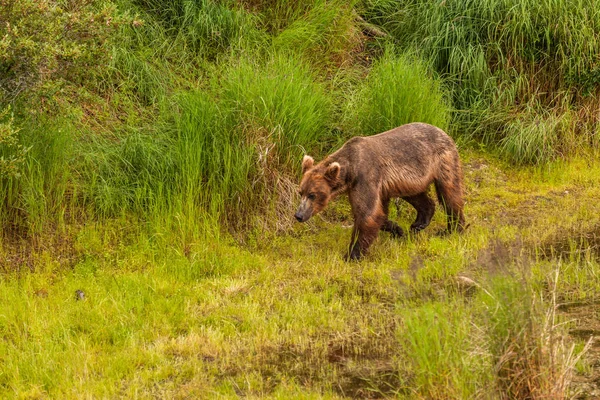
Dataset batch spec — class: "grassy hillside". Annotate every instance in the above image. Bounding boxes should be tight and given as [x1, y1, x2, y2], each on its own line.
[1, 0, 600, 397]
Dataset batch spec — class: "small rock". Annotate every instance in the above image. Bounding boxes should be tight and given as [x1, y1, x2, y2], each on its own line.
[456, 275, 479, 296]
[75, 289, 85, 301]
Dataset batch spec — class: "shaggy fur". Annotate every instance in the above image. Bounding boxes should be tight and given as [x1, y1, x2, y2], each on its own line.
[295, 122, 466, 260]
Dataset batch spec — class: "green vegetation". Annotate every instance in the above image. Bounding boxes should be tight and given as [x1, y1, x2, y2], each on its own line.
[1, 0, 599, 397]
[0, 106, 26, 179]
[345, 50, 450, 135]
[362, 0, 600, 162]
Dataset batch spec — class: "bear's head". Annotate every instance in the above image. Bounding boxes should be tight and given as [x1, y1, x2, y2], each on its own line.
[295, 155, 341, 222]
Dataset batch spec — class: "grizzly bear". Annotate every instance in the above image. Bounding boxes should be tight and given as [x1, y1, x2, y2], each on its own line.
[295, 122, 466, 260]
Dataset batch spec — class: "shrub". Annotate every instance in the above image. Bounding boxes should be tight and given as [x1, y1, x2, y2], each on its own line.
[0, 0, 124, 109]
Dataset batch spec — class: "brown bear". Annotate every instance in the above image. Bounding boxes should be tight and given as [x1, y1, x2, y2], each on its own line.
[295, 122, 466, 260]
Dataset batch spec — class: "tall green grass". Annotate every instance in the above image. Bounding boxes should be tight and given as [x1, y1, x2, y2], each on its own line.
[172, 53, 333, 229]
[249, 0, 331, 33]
[345, 50, 450, 135]
[361, 0, 600, 162]
[102, 0, 263, 110]
[480, 275, 581, 398]
[0, 119, 73, 235]
[127, 0, 259, 59]
[78, 128, 174, 219]
[363, 0, 600, 99]
[273, 1, 360, 70]
[1, 46, 456, 235]
[498, 113, 565, 165]
[220, 54, 333, 165]
[173, 90, 252, 223]
[76, 52, 332, 233]
[399, 301, 491, 398]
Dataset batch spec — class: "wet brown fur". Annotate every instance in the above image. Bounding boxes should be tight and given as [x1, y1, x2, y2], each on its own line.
[297, 122, 466, 260]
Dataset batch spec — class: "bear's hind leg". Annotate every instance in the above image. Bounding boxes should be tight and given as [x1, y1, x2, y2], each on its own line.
[402, 192, 436, 232]
[381, 220, 404, 238]
[434, 179, 465, 233]
[434, 151, 466, 233]
[381, 198, 404, 238]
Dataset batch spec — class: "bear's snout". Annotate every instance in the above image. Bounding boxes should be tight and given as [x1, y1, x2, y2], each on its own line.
[295, 199, 312, 222]
[295, 205, 311, 222]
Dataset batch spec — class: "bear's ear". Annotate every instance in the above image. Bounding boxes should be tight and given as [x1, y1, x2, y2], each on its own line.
[324, 162, 340, 182]
[302, 155, 314, 174]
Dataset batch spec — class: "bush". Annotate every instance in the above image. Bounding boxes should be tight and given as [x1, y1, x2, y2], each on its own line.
[0, 0, 124, 108]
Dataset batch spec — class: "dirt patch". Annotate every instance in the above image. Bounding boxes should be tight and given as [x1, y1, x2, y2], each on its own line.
[537, 224, 600, 397]
[241, 321, 402, 399]
[333, 359, 403, 398]
[539, 224, 600, 262]
[465, 158, 508, 188]
[472, 237, 530, 275]
[0, 231, 79, 273]
[327, 319, 403, 399]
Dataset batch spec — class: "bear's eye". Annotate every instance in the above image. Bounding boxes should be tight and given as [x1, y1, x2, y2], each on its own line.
[307, 193, 316, 201]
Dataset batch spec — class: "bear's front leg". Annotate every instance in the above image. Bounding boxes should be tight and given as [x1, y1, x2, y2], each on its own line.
[346, 188, 387, 260]
[347, 216, 386, 260]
